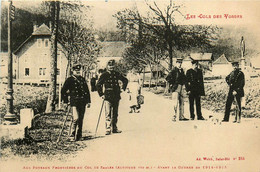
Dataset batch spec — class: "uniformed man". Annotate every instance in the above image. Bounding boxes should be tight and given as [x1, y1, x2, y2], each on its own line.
[185, 60, 205, 120]
[223, 61, 245, 123]
[61, 64, 91, 141]
[96, 60, 128, 135]
[166, 58, 189, 122]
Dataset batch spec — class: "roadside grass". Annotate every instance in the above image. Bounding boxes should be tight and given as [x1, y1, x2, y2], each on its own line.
[1, 111, 88, 161]
[0, 85, 88, 161]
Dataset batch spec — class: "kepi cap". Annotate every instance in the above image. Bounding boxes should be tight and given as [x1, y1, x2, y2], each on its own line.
[72, 64, 81, 71]
[231, 60, 239, 65]
[191, 60, 198, 64]
[107, 59, 116, 66]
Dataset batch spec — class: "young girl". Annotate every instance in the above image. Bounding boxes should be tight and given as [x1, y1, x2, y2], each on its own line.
[128, 76, 143, 113]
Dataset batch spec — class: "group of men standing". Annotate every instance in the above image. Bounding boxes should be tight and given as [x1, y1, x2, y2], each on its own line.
[61, 56, 245, 141]
[166, 58, 245, 123]
[61, 59, 128, 141]
[166, 58, 205, 121]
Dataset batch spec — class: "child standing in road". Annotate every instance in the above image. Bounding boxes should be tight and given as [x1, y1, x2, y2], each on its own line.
[128, 75, 143, 113]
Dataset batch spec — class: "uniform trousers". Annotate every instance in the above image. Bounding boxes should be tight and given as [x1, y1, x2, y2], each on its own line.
[188, 94, 203, 119]
[172, 84, 185, 121]
[71, 102, 86, 139]
[224, 92, 242, 121]
[104, 100, 120, 132]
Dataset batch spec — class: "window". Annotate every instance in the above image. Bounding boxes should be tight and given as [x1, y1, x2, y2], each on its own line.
[25, 68, 29, 76]
[57, 68, 60, 75]
[45, 39, 49, 47]
[39, 68, 42, 75]
[39, 68, 46, 76]
[37, 39, 41, 47]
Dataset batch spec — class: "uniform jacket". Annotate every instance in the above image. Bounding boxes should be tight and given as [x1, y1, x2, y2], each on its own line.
[61, 75, 91, 106]
[96, 70, 128, 101]
[166, 67, 186, 92]
[185, 68, 205, 96]
[226, 68, 245, 97]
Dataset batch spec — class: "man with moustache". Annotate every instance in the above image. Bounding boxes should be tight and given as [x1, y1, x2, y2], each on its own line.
[166, 58, 189, 122]
[96, 60, 128, 135]
[61, 64, 91, 141]
[222, 61, 245, 123]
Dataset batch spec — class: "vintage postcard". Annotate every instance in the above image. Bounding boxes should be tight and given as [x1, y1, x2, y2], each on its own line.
[0, 0, 259, 172]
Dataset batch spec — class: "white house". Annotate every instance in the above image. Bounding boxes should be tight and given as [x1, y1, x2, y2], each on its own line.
[182, 53, 213, 72]
[14, 24, 68, 84]
[212, 54, 233, 77]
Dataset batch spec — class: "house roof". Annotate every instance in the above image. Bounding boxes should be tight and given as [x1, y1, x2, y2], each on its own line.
[190, 53, 212, 61]
[213, 54, 231, 65]
[14, 24, 51, 54]
[32, 23, 51, 36]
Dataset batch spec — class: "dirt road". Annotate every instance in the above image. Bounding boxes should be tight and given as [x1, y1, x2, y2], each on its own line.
[69, 88, 260, 172]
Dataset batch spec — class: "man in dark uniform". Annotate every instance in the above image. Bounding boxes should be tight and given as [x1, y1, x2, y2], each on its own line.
[61, 64, 91, 141]
[96, 60, 128, 135]
[185, 60, 205, 120]
[166, 58, 189, 122]
[223, 61, 245, 123]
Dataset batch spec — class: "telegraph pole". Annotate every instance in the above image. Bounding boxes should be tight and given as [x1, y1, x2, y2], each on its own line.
[4, 0, 17, 124]
[240, 36, 246, 70]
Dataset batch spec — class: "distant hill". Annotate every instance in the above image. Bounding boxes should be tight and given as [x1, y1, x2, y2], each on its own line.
[98, 41, 127, 57]
[1, 6, 50, 52]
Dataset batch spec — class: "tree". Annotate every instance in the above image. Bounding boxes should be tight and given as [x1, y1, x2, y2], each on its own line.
[114, 0, 218, 71]
[45, 1, 60, 113]
[59, 20, 101, 79]
[42, 1, 101, 112]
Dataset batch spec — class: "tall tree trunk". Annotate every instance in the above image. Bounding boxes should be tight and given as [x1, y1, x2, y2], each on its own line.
[168, 41, 173, 71]
[148, 63, 152, 90]
[164, 39, 173, 94]
[46, 1, 60, 113]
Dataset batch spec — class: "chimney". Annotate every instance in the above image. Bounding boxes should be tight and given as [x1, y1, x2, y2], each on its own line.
[49, 21, 52, 31]
[33, 24, 38, 32]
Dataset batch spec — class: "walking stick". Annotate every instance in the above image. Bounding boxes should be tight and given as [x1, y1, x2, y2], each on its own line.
[57, 105, 72, 143]
[95, 99, 105, 136]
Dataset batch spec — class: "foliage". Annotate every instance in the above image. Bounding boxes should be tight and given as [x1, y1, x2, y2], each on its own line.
[97, 29, 125, 42]
[114, 0, 219, 71]
[1, 6, 50, 52]
[0, 85, 48, 121]
[201, 78, 260, 118]
[55, 1, 101, 76]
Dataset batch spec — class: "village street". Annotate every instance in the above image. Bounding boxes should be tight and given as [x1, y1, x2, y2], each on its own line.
[54, 84, 260, 172]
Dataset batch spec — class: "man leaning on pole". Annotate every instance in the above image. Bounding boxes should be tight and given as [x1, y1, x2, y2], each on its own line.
[61, 64, 91, 141]
[96, 59, 128, 135]
[222, 60, 245, 123]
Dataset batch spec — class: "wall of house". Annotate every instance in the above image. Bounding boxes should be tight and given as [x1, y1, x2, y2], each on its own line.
[16, 37, 68, 84]
[212, 64, 232, 77]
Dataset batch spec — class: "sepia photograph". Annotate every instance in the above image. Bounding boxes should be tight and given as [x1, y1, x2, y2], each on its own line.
[0, 0, 260, 171]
